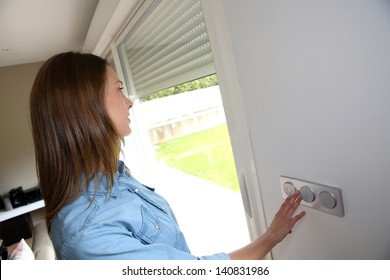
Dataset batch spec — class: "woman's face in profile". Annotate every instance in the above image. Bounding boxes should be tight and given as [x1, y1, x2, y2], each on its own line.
[104, 66, 133, 137]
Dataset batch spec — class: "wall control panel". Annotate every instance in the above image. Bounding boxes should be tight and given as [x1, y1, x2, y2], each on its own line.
[280, 176, 344, 217]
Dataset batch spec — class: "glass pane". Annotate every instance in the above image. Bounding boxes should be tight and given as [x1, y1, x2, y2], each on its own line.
[120, 76, 249, 255]
[141, 76, 239, 192]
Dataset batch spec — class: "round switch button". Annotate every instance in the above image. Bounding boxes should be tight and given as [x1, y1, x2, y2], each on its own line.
[319, 191, 337, 209]
[300, 186, 315, 202]
[283, 182, 296, 196]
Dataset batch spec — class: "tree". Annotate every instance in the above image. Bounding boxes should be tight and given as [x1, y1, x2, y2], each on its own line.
[141, 74, 219, 101]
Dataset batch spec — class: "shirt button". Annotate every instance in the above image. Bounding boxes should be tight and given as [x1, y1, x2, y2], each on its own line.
[134, 188, 139, 193]
[155, 225, 160, 231]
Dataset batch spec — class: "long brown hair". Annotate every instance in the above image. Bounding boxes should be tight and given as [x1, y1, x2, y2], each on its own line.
[30, 52, 121, 230]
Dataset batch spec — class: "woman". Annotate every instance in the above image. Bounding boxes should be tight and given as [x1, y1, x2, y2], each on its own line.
[30, 52, 305, 260]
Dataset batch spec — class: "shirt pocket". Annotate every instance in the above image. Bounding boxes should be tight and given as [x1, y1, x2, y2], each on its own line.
[136, 205, 161, 244]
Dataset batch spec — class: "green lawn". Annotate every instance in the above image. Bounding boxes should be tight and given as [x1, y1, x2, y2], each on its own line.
[155, 124, 240, 192]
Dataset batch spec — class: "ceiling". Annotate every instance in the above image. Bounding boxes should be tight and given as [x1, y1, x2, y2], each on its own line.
[0, 0, 100, 67]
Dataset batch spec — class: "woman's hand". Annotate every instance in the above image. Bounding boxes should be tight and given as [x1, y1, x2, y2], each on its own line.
[265, 191, 306, 244]
[229, 191, 305, 260]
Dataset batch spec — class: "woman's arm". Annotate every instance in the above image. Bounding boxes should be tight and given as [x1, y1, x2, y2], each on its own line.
[229, 191, 306, 260]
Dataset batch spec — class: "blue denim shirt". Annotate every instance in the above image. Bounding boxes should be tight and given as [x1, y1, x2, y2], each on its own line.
[50, 161, 230, 260]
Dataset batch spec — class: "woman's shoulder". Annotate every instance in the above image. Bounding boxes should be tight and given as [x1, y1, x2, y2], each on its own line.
[53, 195, 94, 233]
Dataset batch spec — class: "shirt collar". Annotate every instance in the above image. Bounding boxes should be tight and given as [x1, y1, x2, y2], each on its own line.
[83, 160, 125, 197]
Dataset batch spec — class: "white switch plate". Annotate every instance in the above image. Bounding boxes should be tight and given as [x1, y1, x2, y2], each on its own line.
[280, 176, 345, 217]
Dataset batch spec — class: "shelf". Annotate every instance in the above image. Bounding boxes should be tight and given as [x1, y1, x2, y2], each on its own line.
[0, 199, 45, 222]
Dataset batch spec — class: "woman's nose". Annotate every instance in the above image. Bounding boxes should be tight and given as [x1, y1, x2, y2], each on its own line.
[125, 96, 133, 109]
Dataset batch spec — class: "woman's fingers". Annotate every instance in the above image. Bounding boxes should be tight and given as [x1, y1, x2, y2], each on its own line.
[279, 191, 306, 230]
[287, 192, 303, 216]
[279, 191, 301, 216]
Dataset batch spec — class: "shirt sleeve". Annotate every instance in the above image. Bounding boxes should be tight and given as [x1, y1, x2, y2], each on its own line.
[58, 223, 230, 260]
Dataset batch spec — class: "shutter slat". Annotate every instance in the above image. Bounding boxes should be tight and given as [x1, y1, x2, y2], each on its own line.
[126, 0, 197, 61]
[120, 0, 214, 98]
[132, 31, 209, 80]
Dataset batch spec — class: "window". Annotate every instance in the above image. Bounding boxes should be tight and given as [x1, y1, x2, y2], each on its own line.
[113, 0, 250, 256]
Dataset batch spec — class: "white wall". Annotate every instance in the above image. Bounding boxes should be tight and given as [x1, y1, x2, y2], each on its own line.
[0, 63, 42, 196]
[221, 0, 390, 259]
